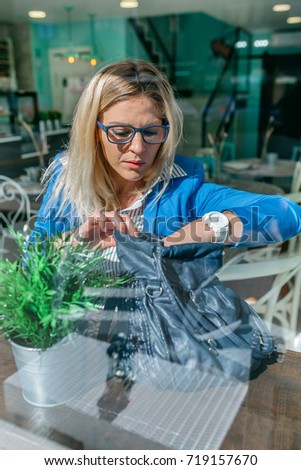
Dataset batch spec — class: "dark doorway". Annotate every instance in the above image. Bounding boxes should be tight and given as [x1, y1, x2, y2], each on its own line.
[259, 52, 301, 159]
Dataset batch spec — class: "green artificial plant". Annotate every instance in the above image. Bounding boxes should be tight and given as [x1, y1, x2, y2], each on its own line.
[0, 230, 128, 349]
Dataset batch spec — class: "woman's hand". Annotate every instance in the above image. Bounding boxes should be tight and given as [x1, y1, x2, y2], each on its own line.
[69, 211, 138, 250]
[163, 211, 242, 246]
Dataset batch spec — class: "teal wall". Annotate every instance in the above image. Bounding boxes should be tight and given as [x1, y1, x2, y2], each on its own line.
[31, 18, 127, 109]
[176, 13, 233, 93]
[125, 20, 150, 61]
[29, 13, 301, 158]
[32, 12, 233, 109]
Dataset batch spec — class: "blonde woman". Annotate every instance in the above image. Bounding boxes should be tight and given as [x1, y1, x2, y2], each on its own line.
[34, 59, 301, 275]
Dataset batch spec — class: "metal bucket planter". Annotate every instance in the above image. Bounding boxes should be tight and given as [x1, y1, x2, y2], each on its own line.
[10, 334, 85, 407]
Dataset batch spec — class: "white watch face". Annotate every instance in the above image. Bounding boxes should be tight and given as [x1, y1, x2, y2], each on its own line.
[203, 212, 229, 242]
[208, 213, 228, 228]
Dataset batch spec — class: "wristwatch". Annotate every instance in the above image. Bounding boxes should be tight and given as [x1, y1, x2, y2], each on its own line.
[203, 211, 229, 243]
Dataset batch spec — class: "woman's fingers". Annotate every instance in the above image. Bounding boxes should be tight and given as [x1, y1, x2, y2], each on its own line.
[102, 211, 138, 237]
[73, 211, 138, 249]
[120, 213, 139, 237]
[102, 211, 125, 235]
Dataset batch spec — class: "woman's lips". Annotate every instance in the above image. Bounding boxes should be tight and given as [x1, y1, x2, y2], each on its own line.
[124, 160, 144, 169]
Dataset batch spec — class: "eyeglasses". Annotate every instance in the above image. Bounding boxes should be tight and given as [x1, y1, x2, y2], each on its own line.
[97, 121, 169, 144]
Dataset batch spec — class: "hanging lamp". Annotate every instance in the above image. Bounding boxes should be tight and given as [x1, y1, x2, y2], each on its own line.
[62, 6, 79, 64]
[85, 13, 102, 67]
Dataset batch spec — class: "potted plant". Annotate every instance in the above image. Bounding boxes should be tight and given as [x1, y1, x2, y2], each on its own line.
[0, 230, 127, 407]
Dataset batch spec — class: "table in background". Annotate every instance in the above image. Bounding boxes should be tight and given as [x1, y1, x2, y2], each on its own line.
[224, 178, 285, 195]
[16, 180, 42, 197]
[1, 336, 301, 450]
[223, 158, 296, 180]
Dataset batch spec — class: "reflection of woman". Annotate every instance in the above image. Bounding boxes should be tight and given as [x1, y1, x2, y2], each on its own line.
[33, 59, 301, 276]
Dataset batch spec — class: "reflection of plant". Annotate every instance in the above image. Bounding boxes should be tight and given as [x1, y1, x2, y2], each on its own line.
[38, 110, 62, 121]
[0, 231, 128, 349]
[38, 111, 48, 121]
[48, 110, 62, 121]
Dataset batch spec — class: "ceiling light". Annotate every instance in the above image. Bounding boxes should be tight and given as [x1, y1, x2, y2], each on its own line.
[272, 4, 291, 12]
[254, 39, 269, 48]
[287, 16, 301, 23]
[28, 11, 46, 19]
[235, 41, 248, 49]
[120, 1, 139, 8]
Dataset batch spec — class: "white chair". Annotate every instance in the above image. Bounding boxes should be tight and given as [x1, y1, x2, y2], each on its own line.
[240, 189, 301, 262]
[0, 175, 33, 260]
[291, 145, 301, 161]
[283, 185, 301, 254]
[217, 239, 301, 349]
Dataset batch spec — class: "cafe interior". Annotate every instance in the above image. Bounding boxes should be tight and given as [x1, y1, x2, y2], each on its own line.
[1, 0, 301, 451]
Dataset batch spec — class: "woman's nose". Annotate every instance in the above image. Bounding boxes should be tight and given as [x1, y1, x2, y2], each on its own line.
[129, 131, 145, 152]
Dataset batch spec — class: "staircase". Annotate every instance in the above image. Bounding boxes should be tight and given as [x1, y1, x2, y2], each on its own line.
[129, 18, 252, 158]
[128, 17, 176, 84]
[201, 28, 252, 151]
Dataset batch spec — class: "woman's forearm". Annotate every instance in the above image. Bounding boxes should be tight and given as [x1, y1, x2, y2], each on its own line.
[163, 211, 243, 246]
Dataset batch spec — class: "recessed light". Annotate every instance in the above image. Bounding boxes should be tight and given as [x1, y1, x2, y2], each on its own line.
[272, 4, 291, 12]
[28, 11, 46, 19]
[120, 1, 139, 8]
[287, 16, 301, 24]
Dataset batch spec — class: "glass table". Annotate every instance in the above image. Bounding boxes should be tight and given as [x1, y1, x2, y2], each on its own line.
[1, 335, 301, 450]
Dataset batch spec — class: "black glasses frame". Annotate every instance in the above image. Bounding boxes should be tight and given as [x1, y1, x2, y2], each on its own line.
[97, 121, 170, 144]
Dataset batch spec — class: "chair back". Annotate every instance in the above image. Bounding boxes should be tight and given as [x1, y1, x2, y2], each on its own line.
[0, 175, 31, 228]
[290, 160, 301, 193]
[217, 245, 301, 349]
[0, 175, 32, 259]
[291, 145, 301, 161]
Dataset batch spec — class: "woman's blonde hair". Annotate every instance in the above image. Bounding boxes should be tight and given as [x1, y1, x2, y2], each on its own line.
[43, 59, 183, 221]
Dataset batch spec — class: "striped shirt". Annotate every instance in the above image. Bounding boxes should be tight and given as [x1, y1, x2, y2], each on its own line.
[101, 162, 187, 276]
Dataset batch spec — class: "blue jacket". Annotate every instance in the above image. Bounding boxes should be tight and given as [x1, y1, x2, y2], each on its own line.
[33, 154, 301, 247]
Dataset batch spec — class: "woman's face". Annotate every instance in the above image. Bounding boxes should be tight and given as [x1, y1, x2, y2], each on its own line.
[98, 96, 163, 190]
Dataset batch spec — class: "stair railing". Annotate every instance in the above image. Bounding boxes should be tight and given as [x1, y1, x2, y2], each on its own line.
[201, 28, 251, 150]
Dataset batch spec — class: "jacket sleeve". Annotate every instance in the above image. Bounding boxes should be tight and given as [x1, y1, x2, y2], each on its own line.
[31, 158, 79, 240]
[195, 182, 301, 247]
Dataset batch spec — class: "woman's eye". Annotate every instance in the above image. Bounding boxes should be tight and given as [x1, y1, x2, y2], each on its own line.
[111, 128, 132, 137]
[144, 129, 158, 137]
